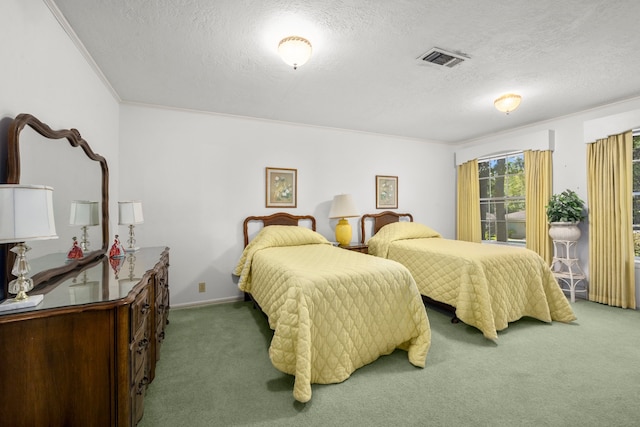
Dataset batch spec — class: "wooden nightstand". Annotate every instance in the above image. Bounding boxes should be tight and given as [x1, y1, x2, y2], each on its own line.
[339, 243, 368, 254]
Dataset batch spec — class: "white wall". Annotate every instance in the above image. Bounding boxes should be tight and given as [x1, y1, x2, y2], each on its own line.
[119, 104, 455, 305]
[1, 0, 119, 180]
[456, 96, 640, 299]
[0, 0, 119, 298]
[9, 0, 640, 307]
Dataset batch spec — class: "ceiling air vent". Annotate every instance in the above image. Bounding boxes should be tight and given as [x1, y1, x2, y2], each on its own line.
[417, 48, 469, 68]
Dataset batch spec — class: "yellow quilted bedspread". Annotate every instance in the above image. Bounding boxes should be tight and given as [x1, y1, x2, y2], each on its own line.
[368, 222, 576, 341]
[234, 226, 430, 402]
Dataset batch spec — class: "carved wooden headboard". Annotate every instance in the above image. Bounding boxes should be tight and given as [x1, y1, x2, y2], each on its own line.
[360, 211, 413, 243]
[243, 212, 316, 247]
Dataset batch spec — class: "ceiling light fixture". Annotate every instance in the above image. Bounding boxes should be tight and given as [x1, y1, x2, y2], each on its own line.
[494, 93, 522, 114]
[278, 36, 312, 70]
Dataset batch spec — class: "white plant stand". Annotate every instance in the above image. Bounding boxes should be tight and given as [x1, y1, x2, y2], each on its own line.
[551, 239, 587, 303]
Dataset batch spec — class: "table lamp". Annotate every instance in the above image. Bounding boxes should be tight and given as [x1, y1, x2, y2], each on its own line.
[118, 201, 144, 252]
[0, 184, 58, 311]
[328, 194, 359, 246]
[69, 200, 99, 252]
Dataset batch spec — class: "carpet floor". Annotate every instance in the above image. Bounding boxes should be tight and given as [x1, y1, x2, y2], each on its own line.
[139, 299, 640, 426]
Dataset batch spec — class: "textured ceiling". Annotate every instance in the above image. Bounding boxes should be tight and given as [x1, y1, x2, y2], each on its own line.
[50, 0, 640, 143]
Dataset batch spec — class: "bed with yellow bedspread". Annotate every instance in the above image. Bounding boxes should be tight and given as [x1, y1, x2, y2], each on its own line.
[234, 225, 430, 402]
[367, 222, 576, 342]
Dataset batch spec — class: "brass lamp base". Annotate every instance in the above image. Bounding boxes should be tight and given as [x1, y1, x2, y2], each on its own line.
[4, 243, 44, 312]
[8, 243, 35, 300]
[8, 276, 34, 301]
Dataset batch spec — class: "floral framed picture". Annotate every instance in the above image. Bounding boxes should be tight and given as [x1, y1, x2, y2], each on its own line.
[266, 167, 297, 208]
[376, 175, 398, 209]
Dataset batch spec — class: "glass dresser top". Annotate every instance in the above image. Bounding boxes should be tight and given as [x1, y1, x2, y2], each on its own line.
[1, 247, 167, 316]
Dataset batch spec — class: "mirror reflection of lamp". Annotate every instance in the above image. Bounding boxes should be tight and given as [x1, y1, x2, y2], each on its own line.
[0, 185, 58, 311]
[68, 270, 99, 304]
[69, 200, 99, 252]
[118, 201, 144, 252]
[126, 253, 136, 281]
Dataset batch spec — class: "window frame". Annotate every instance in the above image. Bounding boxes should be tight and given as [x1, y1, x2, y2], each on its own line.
[478, 151, 526, 246]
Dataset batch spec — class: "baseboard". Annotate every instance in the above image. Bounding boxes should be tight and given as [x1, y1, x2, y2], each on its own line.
[171, 295, 243, 309]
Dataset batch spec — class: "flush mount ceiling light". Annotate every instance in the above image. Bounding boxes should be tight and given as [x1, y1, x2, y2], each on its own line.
[494, 93, 522, 114]
[278, 36, 312, 70]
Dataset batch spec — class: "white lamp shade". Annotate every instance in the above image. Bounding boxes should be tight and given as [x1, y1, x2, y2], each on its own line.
[69, 200, 100, 226]
[278, 36, 312, 69]
[118, 201, 144, 225]
[0, 184, 58, 243]
[328, 194, 359, 219]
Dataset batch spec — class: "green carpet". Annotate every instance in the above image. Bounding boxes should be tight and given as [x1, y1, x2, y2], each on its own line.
[139, 300, 640, 426]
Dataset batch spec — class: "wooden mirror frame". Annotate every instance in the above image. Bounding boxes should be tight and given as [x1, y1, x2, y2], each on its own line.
[4, 113, 109, 293]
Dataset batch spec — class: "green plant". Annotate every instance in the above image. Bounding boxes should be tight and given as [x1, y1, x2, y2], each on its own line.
[546, 189, 586, 223]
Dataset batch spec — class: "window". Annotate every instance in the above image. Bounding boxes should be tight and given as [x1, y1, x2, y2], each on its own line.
[479, 152, 525, 244]
[632, 130, 640, 256]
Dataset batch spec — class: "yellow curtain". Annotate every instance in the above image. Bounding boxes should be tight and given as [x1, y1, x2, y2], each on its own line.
[586, 131, 636, 308]
[457, 160, 481, 242]
[524, 150, 553, 264]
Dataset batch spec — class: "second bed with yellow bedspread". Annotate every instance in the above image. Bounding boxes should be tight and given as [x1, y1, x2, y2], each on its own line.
[368, 222, 576, 341]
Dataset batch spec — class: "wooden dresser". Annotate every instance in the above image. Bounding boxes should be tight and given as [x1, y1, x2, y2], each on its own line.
[0, 246, 170, 426]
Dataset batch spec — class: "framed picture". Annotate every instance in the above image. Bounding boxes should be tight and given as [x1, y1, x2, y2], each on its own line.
[376, 175, 398, 209]
[266, 167, 297, 208]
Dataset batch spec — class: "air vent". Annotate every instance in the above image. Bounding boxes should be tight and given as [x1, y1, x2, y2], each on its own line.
[417, 48, 469, 68]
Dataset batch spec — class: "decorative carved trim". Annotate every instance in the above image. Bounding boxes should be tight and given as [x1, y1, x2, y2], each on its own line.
[243, 212, 316, 247]
[360, 211, 413, 243]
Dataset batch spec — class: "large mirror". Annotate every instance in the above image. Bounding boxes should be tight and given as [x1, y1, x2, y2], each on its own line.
[4, 113, 109, 292]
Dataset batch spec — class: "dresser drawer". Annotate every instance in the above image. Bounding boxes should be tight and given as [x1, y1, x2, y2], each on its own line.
[131, 365, 148, 426]
[131, 318, 149, 378]
[130, 287, 151, 338]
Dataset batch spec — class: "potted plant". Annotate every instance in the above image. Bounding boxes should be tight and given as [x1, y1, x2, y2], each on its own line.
[546, 189, 586, 241]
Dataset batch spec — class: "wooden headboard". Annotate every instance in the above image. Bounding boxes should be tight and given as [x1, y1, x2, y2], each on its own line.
[360, 211, 413, 243]
[243, 212, 316, 247]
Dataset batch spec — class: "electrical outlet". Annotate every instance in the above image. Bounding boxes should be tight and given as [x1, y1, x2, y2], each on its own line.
[198, 282, 206, 293]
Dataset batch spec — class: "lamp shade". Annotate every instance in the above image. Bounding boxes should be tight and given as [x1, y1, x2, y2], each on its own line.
[69, 200, 99, 226]
[328, 194, 359, 219]
[118, 201, 144, 225]
[494, 93, 522, 114]
[0, 184, 58, 243]
[278, 36, 312, 69]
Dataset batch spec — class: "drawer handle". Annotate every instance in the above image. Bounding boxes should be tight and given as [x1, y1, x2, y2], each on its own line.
[140, 303, 150, 314]
[137, 338, 149, 354]
[136, 376, 149, 395]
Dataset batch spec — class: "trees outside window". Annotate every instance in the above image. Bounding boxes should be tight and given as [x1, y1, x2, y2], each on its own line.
[479, 152, 525, 244]
[632, 132, 640, 256]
